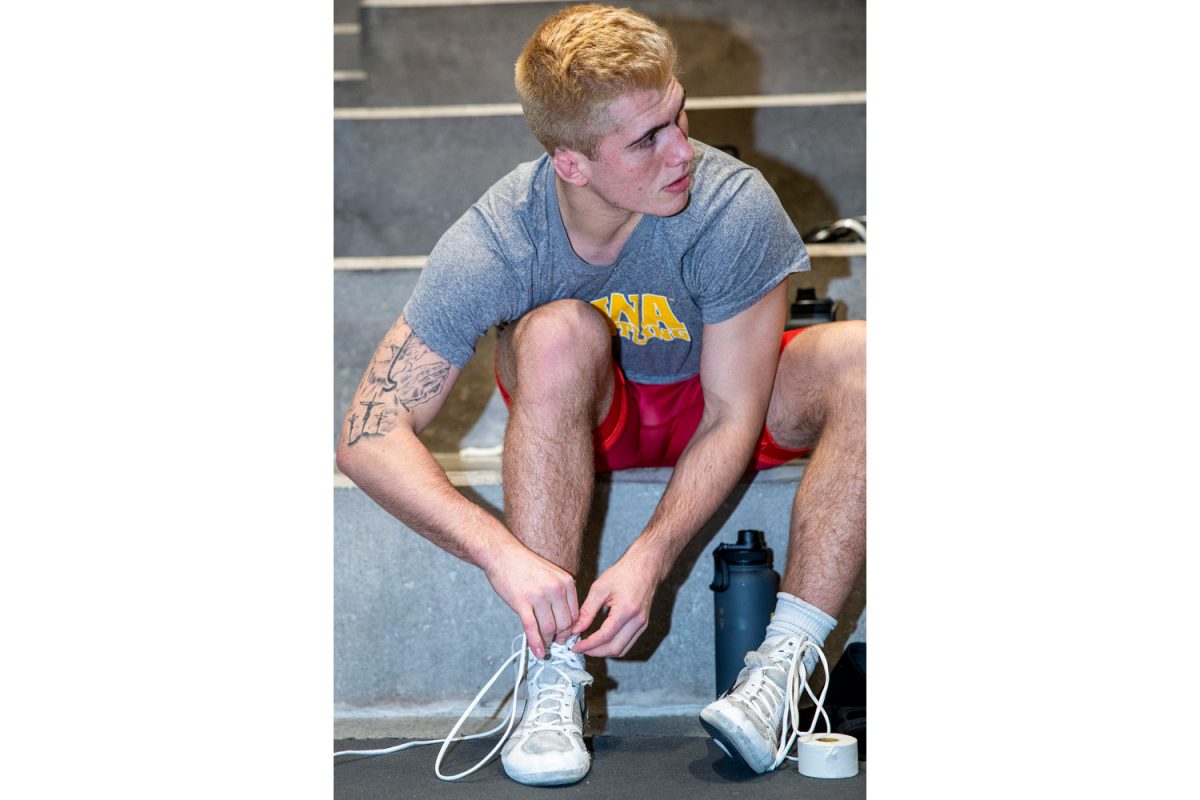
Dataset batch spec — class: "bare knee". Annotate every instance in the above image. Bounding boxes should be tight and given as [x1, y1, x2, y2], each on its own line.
[499, 300, 613, 409]
[820, 320, 865, 396]
[768, 320, 865, 446]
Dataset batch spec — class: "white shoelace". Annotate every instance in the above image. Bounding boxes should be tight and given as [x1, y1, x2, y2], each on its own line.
[726, 637, 834, 772]
[519, 657, 586, 734]
[332, 634, 533, 781]
[770, 638, 832, 771]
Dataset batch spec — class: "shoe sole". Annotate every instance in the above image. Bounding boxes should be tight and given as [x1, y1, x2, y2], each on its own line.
[502, 763, 590, 786]
[501, 738, 590, 787]
[699, 709, 773, 774]
[501, 676, 590, 786]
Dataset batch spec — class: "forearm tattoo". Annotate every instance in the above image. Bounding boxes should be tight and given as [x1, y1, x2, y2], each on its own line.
[345, 323, 450, 445]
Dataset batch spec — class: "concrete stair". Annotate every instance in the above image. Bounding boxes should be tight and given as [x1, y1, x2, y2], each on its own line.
[355, 0, 865, 105]
[335, 0, 366, 106]
[334, 461, 856, 715]
[333, 0, 866, 726]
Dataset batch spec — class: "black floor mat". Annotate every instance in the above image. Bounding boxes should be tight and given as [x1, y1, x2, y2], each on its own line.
[335, 735, 865, 799]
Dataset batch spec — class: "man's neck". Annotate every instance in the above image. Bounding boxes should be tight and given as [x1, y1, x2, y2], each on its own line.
[555, 176, 643, 266]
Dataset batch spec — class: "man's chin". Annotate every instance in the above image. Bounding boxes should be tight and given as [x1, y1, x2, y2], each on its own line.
[645, 190, 690, 219]
[664, 190, 691, 217]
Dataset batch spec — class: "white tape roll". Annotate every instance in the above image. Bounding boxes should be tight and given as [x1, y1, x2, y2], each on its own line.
[796, 733, 860, 779]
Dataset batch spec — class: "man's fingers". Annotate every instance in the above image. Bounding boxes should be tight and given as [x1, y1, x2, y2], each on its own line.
[580, 619, 645, 658]
[565, 577, 581, 625]
[572, 608, 624, 654]
[572, 583, 609, 636]
[551, 592, 576, 644]
[573, 602, 650, 657]
[519, 610, 545, 660]
[612, 621, 648, 658]
[533, 599, 558, 656]
[490, 549, 585, 654]
[560, 575, 581, 639]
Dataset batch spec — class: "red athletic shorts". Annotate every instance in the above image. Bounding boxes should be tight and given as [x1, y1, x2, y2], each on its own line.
[496, 328, 811, 472]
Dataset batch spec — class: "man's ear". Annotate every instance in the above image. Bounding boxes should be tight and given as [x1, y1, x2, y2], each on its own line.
[552, 147, 590, 187]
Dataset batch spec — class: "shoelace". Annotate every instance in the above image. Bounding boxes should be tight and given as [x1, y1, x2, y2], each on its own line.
[520, 656, 586, 734]
[728, 637, 833, 772]
[772, 638, 832, 771]
[333, 634, 533, 781]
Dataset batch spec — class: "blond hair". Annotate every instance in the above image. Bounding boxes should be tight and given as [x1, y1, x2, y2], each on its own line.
[515, 4, 678, 157]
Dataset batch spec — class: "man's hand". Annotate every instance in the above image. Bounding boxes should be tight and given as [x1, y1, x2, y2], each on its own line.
[571, 551, 661, 658]
[483, 542, 580, 659]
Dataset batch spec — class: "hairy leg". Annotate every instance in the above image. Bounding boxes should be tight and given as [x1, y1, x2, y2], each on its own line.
[765, 321, 866, 617]
[496, 300, 615, 579]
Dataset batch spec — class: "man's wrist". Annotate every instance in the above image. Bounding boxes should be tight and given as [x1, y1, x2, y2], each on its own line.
[623, 535, 674, 583]
[467, 512, 522, 575]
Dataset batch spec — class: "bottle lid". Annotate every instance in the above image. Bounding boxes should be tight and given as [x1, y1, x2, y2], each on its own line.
[714, 529, 771, 565]
[790, 287, 836, 320]
[711, 530, 773, 590]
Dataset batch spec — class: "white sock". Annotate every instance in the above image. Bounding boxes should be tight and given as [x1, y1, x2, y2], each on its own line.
[764, 591, 837, 674]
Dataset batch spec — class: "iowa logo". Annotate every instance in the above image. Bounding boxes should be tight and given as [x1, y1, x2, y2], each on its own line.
[591, 293, 691, 345]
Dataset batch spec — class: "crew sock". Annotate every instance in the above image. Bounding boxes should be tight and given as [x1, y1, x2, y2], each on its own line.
[764, 591, 837, 675]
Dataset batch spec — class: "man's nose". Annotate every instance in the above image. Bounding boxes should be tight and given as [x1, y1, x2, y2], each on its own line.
[667, 126, 694, 166]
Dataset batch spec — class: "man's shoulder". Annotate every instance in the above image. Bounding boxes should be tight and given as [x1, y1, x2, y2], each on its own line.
[682, 141, 774, 224]
[690, 141, 764, 192]
[435, 154, 552, 262]
[476, 155, 553, 222]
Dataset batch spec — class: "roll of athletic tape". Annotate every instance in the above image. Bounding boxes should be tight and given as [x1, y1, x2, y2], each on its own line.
[796, 732, 859, 779]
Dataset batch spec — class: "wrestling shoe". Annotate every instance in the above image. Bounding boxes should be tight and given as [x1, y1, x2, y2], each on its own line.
[699, 634, 830, 774]
[500, 637, 593, 786]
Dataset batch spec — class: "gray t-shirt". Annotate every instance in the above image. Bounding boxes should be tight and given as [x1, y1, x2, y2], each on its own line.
[403, 140, 809, 384]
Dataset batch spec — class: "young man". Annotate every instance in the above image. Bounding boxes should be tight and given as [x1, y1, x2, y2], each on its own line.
[337, 3, 865, 786]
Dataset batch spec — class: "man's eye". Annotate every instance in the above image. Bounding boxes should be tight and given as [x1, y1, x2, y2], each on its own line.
[638, 133, 657, 148]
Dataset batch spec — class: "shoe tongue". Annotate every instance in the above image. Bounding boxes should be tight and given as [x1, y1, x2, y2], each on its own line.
[558, 667, 594, 686]
[759, 634, 804, 656]
[744, 635, 803, 675]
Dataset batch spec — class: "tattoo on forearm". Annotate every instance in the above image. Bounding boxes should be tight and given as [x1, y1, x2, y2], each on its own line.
[345, 326, 450, 445]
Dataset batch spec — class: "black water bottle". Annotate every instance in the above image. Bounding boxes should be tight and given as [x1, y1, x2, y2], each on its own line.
[785, 287, 838, 330]
[710, 530, 779, 697]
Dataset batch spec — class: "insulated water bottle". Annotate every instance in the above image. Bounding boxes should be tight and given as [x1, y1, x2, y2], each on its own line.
[710, 530, 779, 697]
[785, 287, 838, 330]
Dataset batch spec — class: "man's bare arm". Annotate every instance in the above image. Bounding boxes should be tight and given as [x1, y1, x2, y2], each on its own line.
[343, 322, 451, 446]
[573, 282, 788, 656]
[336, 316, 579, 658]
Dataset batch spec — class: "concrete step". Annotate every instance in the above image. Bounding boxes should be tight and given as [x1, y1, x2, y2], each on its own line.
[335, 77, 368, 108]
[334, 0, 365, 105]
[335, 114, 541, 258]
[334, 0, 358, 26]
[335, 27, 363, 72]
[334, 105, 865, 257]
[336, 710, 706, 740]
[355, 0, 865, 106]
[334, 460, 867, 717]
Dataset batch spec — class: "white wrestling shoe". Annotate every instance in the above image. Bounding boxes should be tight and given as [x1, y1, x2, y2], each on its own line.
[500, 637, 594, 786]
[699, 634, 831, 774]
